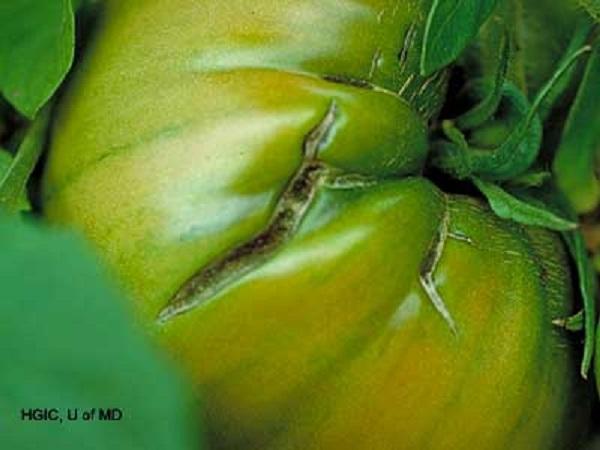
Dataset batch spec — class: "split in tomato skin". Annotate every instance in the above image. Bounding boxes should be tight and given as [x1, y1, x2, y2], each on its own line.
[42, 1, 589, 449]
[43, 0, 437, 321]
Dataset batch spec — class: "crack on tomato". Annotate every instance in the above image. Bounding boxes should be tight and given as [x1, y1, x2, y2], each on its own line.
[321, 74, 375, 90]
[419, 195, 459, 334]
[157, 101, 343, 323]
[322, 172, 379, 190]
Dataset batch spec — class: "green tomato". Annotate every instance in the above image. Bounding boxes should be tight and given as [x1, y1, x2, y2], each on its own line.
[43, 1, 588, 449]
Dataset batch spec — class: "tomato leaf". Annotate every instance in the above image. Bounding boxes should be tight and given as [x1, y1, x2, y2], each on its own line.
[472, 177, 578, 231]
[0, 108, 50, 213]
[421, 0, 500, 75]
[0, 215, 204, 450]
[554, 45, 600, 213]
[0, 0, 75, 118]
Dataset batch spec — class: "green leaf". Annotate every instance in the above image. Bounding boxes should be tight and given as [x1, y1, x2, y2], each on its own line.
[455, 30, 510, 130]
[0, 107, 50, 213]
[554, 45, 600, 213]
[563, 229, 597, 378]
[0, 215, 204, 450]
[421, 0, 500, 75]
[472, 177, 578, 231]
[0, 0, 75, 118]
[478, 45, 590, 180]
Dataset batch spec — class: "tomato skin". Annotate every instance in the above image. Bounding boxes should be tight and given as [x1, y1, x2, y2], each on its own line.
[42, 1, 588, 449]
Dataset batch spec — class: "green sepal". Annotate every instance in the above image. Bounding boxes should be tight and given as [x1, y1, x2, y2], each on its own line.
[432, 85, 542, 181]
[455, 30, 510, 130]
[432, 44, 590, 182]
[472, 178, 578, 231]
[563, 229, 598, 378]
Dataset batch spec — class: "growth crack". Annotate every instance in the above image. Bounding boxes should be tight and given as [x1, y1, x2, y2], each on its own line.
[157, 102, 339, 323]
[419, 195, 458, 334]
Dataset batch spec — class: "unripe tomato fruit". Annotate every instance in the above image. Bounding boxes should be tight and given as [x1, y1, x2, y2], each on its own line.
[43, 1, 588, 449]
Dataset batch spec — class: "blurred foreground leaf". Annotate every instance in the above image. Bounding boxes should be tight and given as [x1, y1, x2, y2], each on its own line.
[0, 216, 203, 450]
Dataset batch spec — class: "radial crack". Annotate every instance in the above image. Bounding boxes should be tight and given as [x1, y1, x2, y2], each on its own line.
[157, 101, 340, 323]
[322, 74, 374, 90]
[419, 195, 458, 334]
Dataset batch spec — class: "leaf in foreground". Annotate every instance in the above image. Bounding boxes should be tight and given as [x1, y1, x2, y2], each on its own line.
[0, 216, 203, 450]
